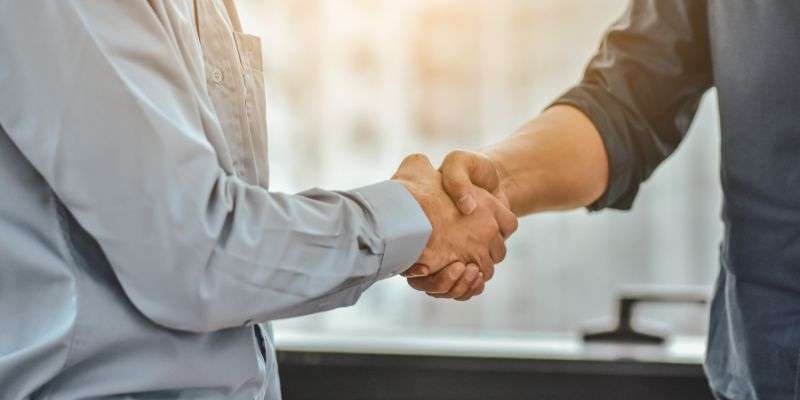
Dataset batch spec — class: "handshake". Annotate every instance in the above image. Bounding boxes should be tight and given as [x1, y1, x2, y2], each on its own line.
[393, 150, 518, 301]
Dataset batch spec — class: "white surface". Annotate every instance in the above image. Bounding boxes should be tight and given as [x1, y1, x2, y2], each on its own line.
[275, 328, 706, 365]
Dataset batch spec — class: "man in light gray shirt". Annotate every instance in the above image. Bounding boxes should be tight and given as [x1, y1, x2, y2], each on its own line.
[0, 1, 516, 399]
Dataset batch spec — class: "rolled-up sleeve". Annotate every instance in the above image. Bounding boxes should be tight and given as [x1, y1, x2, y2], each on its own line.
[551, 0, 714, 210]
[0, 2, 430, 332]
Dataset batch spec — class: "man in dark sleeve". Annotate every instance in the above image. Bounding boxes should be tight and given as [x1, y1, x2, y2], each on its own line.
[403, 1, 800, 398]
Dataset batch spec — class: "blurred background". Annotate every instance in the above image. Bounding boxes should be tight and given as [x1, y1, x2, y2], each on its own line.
[237, 0, 723, 338]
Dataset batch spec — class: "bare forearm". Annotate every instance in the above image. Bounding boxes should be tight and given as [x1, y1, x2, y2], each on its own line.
[424, 107, 608, 299]
[411, 107, 603, 299]
[483, 105, 609, 216]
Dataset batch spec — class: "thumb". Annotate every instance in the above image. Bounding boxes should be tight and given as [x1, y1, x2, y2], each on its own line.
[441, 166, 478, 215]
[402, 263, 431, 278]
[440, 151, 500, 215]
[394, 153, 434, 179]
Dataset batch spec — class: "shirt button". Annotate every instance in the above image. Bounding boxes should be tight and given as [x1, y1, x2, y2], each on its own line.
[212, 68, 224, 83]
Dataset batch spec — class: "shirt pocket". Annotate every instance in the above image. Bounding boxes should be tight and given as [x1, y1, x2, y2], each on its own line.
[234, 31, 269, 188]
[195, 0, 252, 178]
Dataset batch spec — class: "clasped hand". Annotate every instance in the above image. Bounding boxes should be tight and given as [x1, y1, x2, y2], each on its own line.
[393, 151, 517, 301]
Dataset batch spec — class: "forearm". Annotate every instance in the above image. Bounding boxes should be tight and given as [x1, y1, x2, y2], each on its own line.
[0, 1, 435, 331]
[483, 105, 609, 216]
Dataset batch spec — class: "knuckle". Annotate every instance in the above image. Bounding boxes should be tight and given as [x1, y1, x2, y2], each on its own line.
[443, 176, 470, 195]
[445, 149, 469, 163]
[493, 249, 506, 263]
[447, 176, 469, 189]
[406, 153, 429, 164]
[509, 217, 519, 233]
[483, 220, 500, 238]
[482, 263, 495, 281]
[500, 210, 518, 233]
[446, 263, 465, 280]
[451, 285, 468, 298]
[446, 267, 461, 281]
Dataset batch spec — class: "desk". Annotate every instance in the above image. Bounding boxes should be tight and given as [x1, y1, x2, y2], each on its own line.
[275, 329, 713, 400]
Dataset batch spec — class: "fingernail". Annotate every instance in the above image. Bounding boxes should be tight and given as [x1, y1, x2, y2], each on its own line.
[404, 264, 429, 278]
[459, 195, 477, 214]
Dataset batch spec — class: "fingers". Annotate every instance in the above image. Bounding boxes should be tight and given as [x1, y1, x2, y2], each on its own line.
[407, 262, 466, 293]
[475, 251, 496, 281]
[493, 198, 518, 238]
[489, 235, 507, 264]
[401, 263, 430, 278]
[470, 186, 517, 239]
[407, 262, 488, 301]
[428, 264, 481, 299]
[440, 150, 500, 215]
[456, 273, 485, 301]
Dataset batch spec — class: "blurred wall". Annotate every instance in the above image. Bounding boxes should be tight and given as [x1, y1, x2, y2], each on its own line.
[237, 0, 723, 335]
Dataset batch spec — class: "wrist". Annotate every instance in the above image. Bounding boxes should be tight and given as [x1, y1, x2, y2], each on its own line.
[351, 181, 434, 279]
[392, 178, 436, 228]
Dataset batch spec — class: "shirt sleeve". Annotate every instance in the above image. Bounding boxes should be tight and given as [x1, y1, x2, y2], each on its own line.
[0, 2, 431, 332]
[550, 0, 714, 210]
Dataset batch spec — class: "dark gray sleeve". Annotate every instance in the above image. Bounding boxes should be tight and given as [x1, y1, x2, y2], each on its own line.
[551, 0, 714, 210]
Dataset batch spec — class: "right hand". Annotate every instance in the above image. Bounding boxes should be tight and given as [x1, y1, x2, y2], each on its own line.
[403, 150, 518, 300]
[439, 149, 511, 215]
[392, 153, 517, 279]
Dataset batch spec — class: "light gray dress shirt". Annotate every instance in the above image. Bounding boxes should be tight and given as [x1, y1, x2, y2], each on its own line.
[0, 1, 432, 399]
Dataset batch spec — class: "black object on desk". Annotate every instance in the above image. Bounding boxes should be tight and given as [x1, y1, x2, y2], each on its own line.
[582, 285, 709, 345]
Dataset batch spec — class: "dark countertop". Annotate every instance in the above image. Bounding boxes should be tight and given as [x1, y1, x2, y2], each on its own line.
[275, 329, 713, 400]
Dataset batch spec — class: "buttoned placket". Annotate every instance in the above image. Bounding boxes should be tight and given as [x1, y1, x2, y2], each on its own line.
[195, 0, 268, 188]
[230, 33, 263, 186]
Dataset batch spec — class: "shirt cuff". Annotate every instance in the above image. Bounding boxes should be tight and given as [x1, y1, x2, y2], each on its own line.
[351, 180, 432, 280]
[548, 84, 640, 211]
